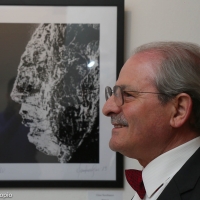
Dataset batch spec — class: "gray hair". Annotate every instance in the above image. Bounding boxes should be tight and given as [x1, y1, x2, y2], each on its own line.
[134, 41, 200, 132]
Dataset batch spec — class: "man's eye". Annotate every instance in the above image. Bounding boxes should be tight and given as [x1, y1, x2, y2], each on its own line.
[123, 92, 136, 99]
[122, 91, 139, 103]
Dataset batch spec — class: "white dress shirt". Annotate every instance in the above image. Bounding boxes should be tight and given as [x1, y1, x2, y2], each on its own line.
[131, 137, 200, 200]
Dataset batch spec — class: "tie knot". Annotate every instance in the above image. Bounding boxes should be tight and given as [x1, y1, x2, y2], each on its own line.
[125, 169, 146, 199]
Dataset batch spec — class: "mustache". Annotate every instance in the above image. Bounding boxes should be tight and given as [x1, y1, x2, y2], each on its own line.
[111, 114, 128, 126]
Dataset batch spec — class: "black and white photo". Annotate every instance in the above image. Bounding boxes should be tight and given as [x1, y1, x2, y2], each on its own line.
[0, 0, 123, 188]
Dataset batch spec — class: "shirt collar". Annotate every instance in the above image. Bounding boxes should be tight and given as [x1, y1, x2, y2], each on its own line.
[142, 136, 200, 198]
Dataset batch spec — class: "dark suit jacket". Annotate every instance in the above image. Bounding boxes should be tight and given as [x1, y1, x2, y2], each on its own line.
[157, 147, 200, 200]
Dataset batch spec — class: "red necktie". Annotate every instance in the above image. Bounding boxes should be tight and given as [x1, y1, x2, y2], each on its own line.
[125, 169, 146, 199]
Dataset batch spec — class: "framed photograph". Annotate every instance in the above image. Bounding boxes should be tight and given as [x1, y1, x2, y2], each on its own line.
[0, 0, 124, 187]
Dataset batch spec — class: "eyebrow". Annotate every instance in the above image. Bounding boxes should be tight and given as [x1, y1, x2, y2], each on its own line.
[117, 84, 139, 91]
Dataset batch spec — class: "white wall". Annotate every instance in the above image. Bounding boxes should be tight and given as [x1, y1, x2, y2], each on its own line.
[1, 0, 200, 199]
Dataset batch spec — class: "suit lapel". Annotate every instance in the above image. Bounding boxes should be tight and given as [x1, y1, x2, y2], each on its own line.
[157, 147, 200, 200]
[157, 179, 181, 200]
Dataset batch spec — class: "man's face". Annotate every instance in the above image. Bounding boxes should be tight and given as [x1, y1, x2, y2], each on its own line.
[102, 52, 174, 166]
[11, 24, 100, 163]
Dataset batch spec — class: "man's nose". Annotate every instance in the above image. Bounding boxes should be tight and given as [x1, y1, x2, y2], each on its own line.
[10, 88, 28, 104]
[102, 95, 121, 116]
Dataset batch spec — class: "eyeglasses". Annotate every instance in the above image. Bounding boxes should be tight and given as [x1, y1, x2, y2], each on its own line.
[105, 85, 166, 106]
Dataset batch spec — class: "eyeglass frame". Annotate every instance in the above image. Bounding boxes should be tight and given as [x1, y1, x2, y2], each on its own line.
[105, 85, 167, 106]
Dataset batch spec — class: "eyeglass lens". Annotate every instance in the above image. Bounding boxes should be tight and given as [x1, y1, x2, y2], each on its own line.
[105, 86, 123, 106]
[113, 86, 123, 106]
[105, 86, 112, 100]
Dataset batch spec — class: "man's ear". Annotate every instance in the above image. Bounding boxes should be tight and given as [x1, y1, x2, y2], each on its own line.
[170, 93, 193, 128]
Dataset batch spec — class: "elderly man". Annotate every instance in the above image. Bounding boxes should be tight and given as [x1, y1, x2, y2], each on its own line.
[102, 42, 200, 200]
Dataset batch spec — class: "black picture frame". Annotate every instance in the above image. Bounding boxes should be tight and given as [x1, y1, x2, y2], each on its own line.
[0, 0, 124, 188]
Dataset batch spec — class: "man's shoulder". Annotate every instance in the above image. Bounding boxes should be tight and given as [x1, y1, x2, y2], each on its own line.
[157, 147, 200, 200]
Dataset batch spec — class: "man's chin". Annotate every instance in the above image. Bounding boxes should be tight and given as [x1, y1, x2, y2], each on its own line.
[109, 138, 122, 153]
